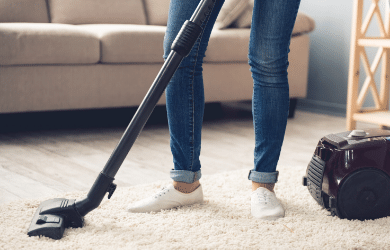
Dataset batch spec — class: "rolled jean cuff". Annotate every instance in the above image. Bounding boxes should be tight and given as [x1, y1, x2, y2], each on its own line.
[248, 170, 279, 183]
[170, 169, 202, 184]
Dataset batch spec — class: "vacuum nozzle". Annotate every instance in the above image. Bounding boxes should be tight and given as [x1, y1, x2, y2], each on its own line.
[27, 172, 116, 239]
[27, 198, 84, 240]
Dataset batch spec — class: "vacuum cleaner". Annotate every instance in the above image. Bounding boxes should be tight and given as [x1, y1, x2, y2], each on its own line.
[303, 128, 390, 220]
[27, 0, 217, 240]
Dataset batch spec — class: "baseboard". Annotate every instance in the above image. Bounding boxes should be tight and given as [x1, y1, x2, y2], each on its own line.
[296, 99, 346, 117]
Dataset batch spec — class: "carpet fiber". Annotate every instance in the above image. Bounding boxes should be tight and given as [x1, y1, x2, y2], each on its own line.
[1, 164, 390, 250]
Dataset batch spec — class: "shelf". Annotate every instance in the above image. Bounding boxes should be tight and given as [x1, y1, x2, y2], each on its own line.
[358, 38, 390, 48]
[346, 0, 390, 130]
[353, 111, 390, 126]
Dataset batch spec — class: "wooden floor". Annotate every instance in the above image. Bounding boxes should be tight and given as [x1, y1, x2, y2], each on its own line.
[0, 103, 377, 205]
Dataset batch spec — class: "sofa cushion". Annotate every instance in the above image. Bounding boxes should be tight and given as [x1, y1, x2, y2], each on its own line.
[143, 0, 170, 26]
[0, 23, 100, 66]
[79, 24, 166, 64]
[48, 0, 147, 25]
[232, 9, 316, 36]
[0, 0, 49, 23]
[205, 28, 250, 62]
[232, 0, 254, 28]
[215, 0, 249, 29]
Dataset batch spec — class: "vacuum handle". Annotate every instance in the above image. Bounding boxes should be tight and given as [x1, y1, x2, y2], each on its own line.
[101, 0, 218, 178]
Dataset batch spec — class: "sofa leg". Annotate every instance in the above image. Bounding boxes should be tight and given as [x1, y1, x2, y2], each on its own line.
[288, 98, 298, 119]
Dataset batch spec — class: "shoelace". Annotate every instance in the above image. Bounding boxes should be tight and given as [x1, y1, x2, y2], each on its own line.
[256, 190, 273, 205]
[257, 193, 269, 204]
[154, 187, 169, 198]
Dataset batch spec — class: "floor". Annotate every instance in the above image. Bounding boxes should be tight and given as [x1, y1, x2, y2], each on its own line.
[0, 103, 377, 205]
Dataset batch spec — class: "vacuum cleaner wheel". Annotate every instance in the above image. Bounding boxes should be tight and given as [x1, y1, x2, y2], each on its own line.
[337, 168, 390, 220]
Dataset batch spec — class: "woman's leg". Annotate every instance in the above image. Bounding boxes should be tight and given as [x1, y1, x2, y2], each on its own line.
[128, 0, 224, 213]
[248, 0, 301, 189]
[164, 0, 224, 186]
[249, 0, 301, 221]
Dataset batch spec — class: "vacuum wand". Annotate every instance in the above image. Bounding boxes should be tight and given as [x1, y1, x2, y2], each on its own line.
[27, 0, 217, 240]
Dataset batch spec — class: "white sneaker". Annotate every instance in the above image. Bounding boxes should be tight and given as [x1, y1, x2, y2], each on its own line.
[251, 187, 285, 220]
[127, 184, 203, 213]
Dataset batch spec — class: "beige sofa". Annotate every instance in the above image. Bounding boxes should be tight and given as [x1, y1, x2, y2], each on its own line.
[0, 0, 315, 115]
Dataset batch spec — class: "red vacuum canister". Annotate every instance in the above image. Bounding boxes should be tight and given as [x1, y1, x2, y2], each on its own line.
[303, 128, 390, 220]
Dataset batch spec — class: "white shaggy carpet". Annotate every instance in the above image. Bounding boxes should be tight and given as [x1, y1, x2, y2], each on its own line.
[1, 164, 390, 250]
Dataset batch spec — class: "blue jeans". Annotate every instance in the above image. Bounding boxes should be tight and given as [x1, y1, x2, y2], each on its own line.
[163, 0, 301, 184]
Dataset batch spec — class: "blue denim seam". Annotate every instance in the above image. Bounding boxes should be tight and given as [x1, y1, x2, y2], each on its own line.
[188, 40, 199, 172]
[188, 14, 210, 172]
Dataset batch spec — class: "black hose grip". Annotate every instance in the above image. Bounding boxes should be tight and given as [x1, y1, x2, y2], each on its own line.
[171, 20, 202, 57]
